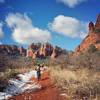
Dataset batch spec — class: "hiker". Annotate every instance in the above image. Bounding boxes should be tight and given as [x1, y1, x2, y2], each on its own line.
[40, 63, 45, 73]
[36, 64, 41, 81]
[40, 63, 47, 72]
[40, 63, 44, 72]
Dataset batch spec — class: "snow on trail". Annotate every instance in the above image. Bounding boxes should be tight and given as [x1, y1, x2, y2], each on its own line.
[9, 71, 66, 100]
[0, 70, 41, 100]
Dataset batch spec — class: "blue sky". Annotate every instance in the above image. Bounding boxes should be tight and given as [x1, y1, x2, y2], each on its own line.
[0, 0, 100, 50]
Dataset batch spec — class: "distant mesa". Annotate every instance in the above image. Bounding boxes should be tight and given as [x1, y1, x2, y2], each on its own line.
[75, 14, 100, 55]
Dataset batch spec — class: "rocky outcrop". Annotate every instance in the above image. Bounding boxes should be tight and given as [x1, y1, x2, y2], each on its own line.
[75, 14, 100, 55]
[26, 43, 65, 59]
[95, 14, 100, 29]
[0, 43, 66, 60]
[19, 46, 26, 56]
[26, 43, 40, 58]
[51, 48, 57, 59]
[0, 45, 20, 55]
[39, 44, 53, 58]
[0, 45, 26, 56]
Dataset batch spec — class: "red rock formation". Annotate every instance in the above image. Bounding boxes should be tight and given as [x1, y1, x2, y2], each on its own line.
[19, 46, 26, 56]
[95, 14, 100, 29]
[39, 44, 53, 58]
[0, 45, 27, 56]
[0, 45, 20, 55]
[26, 43, 64, 59]
[75, 14, 100, 55]
[26, 48, 33, 58]
[89, 22, 94, 33]
[32, 51, 39, 59]
[51, 47, 57, 59]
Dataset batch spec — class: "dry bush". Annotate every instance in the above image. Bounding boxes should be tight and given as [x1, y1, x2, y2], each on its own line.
[0, 68, 20, 91]
[50, 67, 100, 100]
[0, 77, 8, 91]
[70, 47, 100, 70]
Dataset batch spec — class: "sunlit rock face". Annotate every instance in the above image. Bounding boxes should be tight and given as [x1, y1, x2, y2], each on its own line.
[75, 14, 100, 55]
[26, 43, 40, 58]
[26, 43, 64, 59]
[95, 14, 100, 29]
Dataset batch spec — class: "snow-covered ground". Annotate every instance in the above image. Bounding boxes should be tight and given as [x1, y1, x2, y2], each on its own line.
[0, 70, 41, 100]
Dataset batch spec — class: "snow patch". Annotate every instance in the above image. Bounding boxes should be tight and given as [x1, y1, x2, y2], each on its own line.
[0, 70, 41, 100]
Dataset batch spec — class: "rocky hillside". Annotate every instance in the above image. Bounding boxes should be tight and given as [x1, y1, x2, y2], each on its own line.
[75, 14, 100, 55]
[26, 43, 67, 59]
[0, 45, 26, 56]
[0, 43, 67, 60]
[0, 43, 68, 71]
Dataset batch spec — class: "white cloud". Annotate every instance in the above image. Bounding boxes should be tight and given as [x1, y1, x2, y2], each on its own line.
[49, 15, 88, 39]
[57, 0, 87, 8]
[0, 23, 4, 38]
[6, 13, 51, 44]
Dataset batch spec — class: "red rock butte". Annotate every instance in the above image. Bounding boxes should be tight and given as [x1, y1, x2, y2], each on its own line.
[26, 43, 64, 59]
[75, 14, 100, 55]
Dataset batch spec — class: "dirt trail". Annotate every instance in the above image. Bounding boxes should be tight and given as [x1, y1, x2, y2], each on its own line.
[9, 71, 66, 100]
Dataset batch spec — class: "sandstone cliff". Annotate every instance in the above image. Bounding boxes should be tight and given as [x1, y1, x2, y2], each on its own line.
[0, 43, 66, 59]
[26, 43, 65, 59]
[75, 14, 100, 55]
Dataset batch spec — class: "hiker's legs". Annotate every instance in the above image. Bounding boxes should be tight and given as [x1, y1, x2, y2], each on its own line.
[38, 76, 40, 81]
[37, 72, 41, 81]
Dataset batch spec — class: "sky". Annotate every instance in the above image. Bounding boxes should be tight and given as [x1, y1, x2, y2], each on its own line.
[0, 0, 100, 50]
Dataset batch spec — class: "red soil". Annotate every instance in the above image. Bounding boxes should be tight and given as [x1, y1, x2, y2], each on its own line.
[9, 71, 66, 100]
